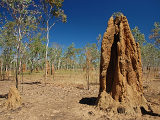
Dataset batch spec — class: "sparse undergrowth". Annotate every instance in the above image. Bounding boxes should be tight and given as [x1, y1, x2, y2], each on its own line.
[0, 71, 159, 120]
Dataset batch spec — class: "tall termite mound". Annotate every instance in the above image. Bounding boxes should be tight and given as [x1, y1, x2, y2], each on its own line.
[97, 15, 149, 114]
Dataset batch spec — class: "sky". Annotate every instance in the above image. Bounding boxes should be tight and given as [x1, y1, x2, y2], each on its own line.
[49, 0, 160, 48]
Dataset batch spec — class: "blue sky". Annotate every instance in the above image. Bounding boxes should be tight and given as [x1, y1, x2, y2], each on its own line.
[49, 0, 160, 48]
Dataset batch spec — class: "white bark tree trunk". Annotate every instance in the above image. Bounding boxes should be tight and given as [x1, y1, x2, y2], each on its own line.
[45, 20, 49, 77]
[16, 25, 21, 89]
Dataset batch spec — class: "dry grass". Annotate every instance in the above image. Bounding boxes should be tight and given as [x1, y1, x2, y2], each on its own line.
[5, 69, 159, 89]
[19, 69, 99, 85]
[0, 69, 159, 120]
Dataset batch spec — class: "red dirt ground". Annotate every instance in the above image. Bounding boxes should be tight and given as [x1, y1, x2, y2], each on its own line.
[0, 72, 160, 120]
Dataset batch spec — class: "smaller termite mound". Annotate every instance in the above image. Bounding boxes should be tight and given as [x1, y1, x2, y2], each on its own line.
[97, 14, 150, 115]
[5, 86, 22, 110]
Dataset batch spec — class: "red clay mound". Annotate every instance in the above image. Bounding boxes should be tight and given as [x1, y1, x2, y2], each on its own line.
[5, 86, 22, 110]
[97, 14, 150, 115]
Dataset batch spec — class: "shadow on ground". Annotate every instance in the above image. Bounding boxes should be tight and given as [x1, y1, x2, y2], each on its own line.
[140, 106, 160, 117]
[79, 97, 97, 106]
[0, 79, 12, 81]
[0, 94, 8, 98]
[21, 81, 41, 85]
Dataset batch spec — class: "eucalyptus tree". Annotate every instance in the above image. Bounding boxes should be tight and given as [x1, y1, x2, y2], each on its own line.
[132, 26, 146, 49]
[74, 48, 84, 69]
[142, 43, 160, 80]
[0, 0, 39, 88]
[48, 43, 62, 71]
[0, 21, 17, 73]
[150, 22, 160, 49]
[63, 43, 76, 70]
[132, 26, 146, 69]
[39, 0, 67, 76]
[96, 33, 102, 49]
[85, 43, 100, 69]
[149, 22, 160, 73]
[0, 13, 2, 24]
[78, 50, 85, 69]
[142, 44, 155, 68]
[28, 33, 46, 73]
[0, 12, 7, 25]
[132, 26, 160, 71]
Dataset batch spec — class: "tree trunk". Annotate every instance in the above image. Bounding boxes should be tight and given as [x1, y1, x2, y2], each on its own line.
[45, 21, 49, 77]
[0, 61, 3, 75]
[16, 25, 21, 89]
[86, 49, 91, 90]
[30, 59, 34, 73]
[19, 60, 22, 74]
[52, 63, 55, 80]
[16, 50, 20, 89]
[57, 58, 61, 70]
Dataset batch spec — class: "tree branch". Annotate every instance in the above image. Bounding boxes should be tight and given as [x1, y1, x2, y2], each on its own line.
[49, 22, 55, 31]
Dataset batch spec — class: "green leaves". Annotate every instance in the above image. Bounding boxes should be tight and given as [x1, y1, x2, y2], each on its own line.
[48, 43, 62, 65]
[47, 0, 64, 8]
[84, 43, 100, 68]
[29, 33, 46, 61]
[64, 43, 76, 60]
[132, 26, 146, 48]
[41, 0, 67, 24]
[132, 26, 160, 68]
[51, 9, 67, 22]
[0, 21, 17, 68]
[142, 43, 160, 66]
[112, 12, 124, 18]
[150, 22, 160, 48]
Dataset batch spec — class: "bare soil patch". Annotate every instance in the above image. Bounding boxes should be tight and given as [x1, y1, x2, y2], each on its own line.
[0, 72, 159, 120]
